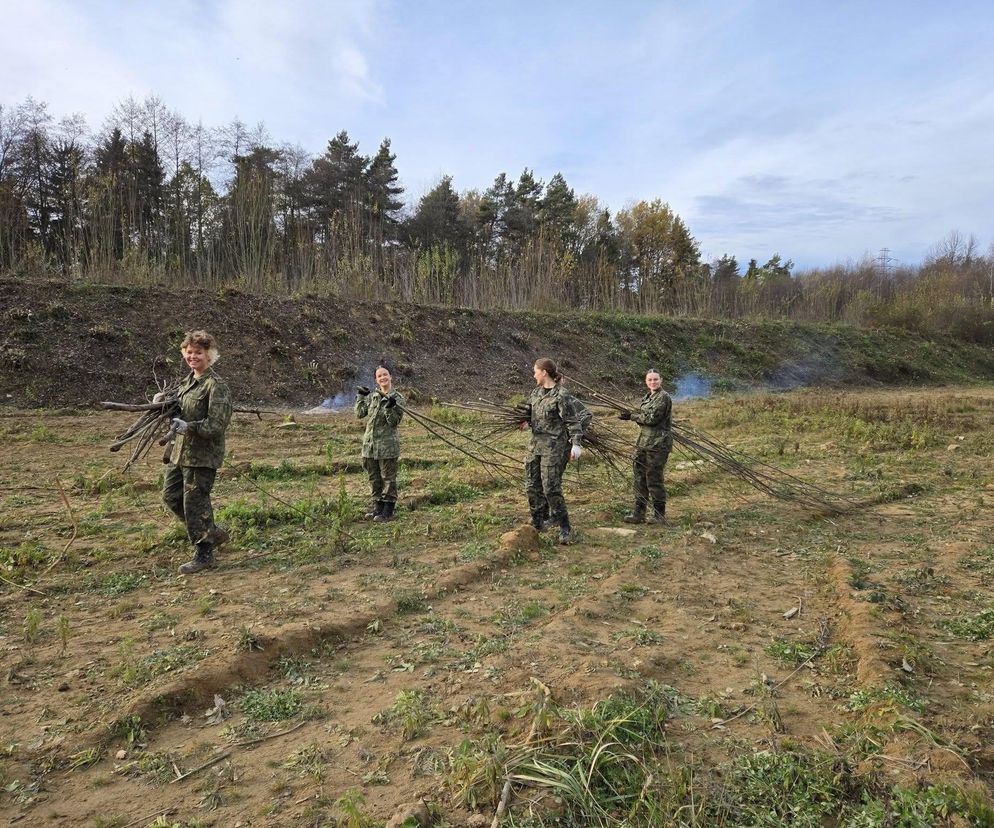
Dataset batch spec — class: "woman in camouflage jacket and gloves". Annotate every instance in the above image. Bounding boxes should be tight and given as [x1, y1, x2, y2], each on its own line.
[355, 365, 405, 522]
[620, 368, 672, 524]
[163, 330, 233, 574]
[519, 358, 592, 544]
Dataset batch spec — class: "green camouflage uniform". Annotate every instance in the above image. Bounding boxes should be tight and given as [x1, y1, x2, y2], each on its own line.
[525, 384, 592, 526]
[355, 389, 405, 504]
[162, 368, 233, 544]
[631, 389, 672, 515]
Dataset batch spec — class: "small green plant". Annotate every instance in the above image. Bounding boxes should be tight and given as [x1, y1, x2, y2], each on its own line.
[66, 747, 101, 770]
[236, 628, 263, 652]
[23, 607, 43, 643]
[110, 714, 146, 747]
[635, 544, 666, 561]
[56, 615, 72, 654]
[616, 583, 650, 601]
[849, 683, 926, 714]
[282, 742, 327, 781]
[0, 540, 49, 572]
[374, 689, 443, 740]
[240, 688, 302, 721]
[334, 787, 377, 828]
[765, 639, 816, 666]
[29, 424, 60, 443]
[96, 572, 148, 596]
[393, 590, 429, 614]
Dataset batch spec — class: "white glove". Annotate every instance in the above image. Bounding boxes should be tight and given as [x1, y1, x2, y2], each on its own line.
[152, 391, 167, 403]
[570, 444, 582, 461]
[171, 417, 189, 434]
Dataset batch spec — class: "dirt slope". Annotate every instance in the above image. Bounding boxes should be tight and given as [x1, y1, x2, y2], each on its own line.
[3, 277, 994, 409]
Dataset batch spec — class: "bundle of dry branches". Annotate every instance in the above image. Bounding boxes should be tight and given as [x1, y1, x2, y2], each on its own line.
[562, 374, 856, 515]
[100, 386, 274, 472]
[441, 398, 631, 478]
[100, 386, 181, 471]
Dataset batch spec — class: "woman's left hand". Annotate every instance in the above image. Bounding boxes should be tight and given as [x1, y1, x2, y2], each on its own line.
[570, 444, 582, 461]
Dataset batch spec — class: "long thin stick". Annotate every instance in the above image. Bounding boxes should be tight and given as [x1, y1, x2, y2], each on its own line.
[169, 750, 232, 784]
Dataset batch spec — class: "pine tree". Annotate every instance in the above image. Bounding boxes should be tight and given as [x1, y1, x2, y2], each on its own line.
[365, 138, 403, 240]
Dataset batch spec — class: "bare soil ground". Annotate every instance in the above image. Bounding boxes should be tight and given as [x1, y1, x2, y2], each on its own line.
[2, 386, 994, 826]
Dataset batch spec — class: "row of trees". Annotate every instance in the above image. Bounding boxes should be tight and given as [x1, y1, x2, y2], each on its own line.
[0, 95, 700, 312]
[3, 95, 993, 340]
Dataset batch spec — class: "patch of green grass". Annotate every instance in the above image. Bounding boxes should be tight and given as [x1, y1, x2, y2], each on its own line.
[246, 459, 317, 481]
[425, 478, 481, 505]
[765, 639, 816, 666]
[635, 545, 666, 561]
[494, 600, 549, 628]
[938, 607, 994, 641]
[393, 590, 429, 614]
[616, 583, 650, 601]
[240, 688, 303, 722]
[849, 683, 926, 714]
[373, 689, 443, 740]
[0, 540, 49, 572]
[94, 571, 148, 596]
[112, 641, 206, 688]
[458, 540, 493, 562]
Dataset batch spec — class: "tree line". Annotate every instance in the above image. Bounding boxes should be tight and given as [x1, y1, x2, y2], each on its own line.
[2, 95, 993, 341]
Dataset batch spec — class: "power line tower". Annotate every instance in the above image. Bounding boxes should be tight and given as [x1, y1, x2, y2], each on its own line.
[875, 248, 894, 275]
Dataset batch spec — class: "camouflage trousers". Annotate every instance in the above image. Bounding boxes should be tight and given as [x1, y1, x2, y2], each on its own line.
[163, 464, 217, 545]
[525, 448, 569, 523]
[633, 447, 670, 512]
[363, 457, 399, 503]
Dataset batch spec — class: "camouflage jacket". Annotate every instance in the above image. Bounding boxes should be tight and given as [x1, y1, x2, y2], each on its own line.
[634, 389, 672, 451]
[355, 390, 405, 459]
[527, 383, 592, 457]
[174, 369, 233, 469]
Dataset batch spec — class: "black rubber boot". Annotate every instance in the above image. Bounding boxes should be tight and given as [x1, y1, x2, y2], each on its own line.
[558, 516, 572, 545]
[374, 501, 396, 522]
[179, 542, 215, 575]
[365, 501, 384, 520]
[622, 504, 646, 524]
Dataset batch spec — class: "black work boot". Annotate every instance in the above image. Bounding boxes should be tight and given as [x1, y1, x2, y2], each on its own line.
[558, 516, 572, 545]
[179, 542, 215, 575]
[531, 512, 544, 531]
[622, 505, 646, 524]
[374, 501, 395, 522]
[647, 506, 667, 525]
[365, 501, 384, 520]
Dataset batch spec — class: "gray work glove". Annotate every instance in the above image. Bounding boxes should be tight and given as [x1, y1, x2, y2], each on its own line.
[171, 418, 189, 434]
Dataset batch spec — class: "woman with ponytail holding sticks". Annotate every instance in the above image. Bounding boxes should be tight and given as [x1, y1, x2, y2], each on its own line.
[516, 358, 591, 544]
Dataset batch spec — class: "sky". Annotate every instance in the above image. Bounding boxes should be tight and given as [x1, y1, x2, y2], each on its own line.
[3, 0, 994, 269]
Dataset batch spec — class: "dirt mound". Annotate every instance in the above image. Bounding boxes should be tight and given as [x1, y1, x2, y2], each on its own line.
[4, 277, 994, 409]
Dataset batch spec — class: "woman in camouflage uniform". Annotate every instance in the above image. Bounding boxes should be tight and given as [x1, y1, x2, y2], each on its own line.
[163, 330, 234, 575]
[620, 368, 672, 524]
[518, 358, 591, 544]
[355, 365, 405, 522]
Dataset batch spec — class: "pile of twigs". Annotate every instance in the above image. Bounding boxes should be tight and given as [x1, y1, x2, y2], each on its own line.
[101, 388, 274, 472]
[563, 374, 857, 515]
[100, 388, 181, 472]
